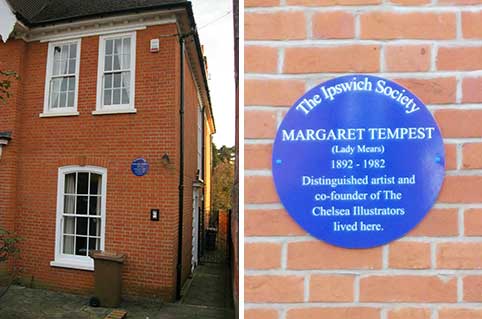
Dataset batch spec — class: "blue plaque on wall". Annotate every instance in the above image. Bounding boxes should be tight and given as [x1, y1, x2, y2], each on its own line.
[272, 75, 445, 248]
[131, 158, 149, 176]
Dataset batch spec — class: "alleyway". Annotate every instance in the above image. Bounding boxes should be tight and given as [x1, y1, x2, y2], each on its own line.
[159, 249, 235, 319]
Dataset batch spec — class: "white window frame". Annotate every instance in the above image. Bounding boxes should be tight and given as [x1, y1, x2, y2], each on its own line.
[94, 32, 136, 115]
[41, 39, 81, 117]
[51, 166, 107, 271]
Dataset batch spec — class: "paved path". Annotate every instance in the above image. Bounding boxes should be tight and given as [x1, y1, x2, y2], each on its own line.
[158, 258, 234, 318]
[0, 285, 111, 319]
[0, 253, 234, 318]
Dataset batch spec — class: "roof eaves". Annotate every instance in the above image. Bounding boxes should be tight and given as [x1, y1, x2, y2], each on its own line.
[25, 1, 188, 27]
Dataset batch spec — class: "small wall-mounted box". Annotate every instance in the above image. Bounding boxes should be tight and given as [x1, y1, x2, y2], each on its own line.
[150, 39, 160, 53]
[150, 209, 160, 221]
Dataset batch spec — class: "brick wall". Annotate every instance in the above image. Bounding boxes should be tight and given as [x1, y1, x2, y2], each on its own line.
[0, 23, 202, 301]
[0, 40, 26, 276]
[245, 1, 482, 318]
[217, 209, 228, 252]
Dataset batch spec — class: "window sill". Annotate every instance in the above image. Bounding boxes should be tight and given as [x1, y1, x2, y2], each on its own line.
[92, 108, 137, 116]
[50, 259, 94, 271]
[39, 112, 80, 118]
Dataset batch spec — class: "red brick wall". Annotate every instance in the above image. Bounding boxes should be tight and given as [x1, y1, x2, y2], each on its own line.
[0, 22, 201, 301]
[0, 40, 25, 235]
[0, 40, 26, 275]
[217, 210, 228, 252]
[245, 1, 482, 318]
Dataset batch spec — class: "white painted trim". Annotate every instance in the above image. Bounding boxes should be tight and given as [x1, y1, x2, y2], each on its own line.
[92, 109, 137, 116]
[42, 39, 81, 116]
[50, 260, 94, 271]
[52, 166, 107, 271]
[191, 189, 200, 273]
[39, 111, 80, 118]
[23, 13, 177, 43]
[96, 32, 136, 113]
[39, 26, 147, 43]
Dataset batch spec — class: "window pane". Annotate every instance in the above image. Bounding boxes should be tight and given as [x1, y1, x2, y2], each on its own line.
[77, 173, 89, 194]
[89, 196, 100, 215]
[67, 92, 74, 107]
[63, 217, 75, 234]
[54, 46, 62, 61]
[75, 236, 87, 256]
[63, 235, 74, 254]
[61, 78, 68, 91]
[64, 195, 76, 214]
[89, 218, 100, 236]
[50, 95, 59, 108]
[59, 92, 67, 108]
[121, 72, 130, 88]
[121, 88, 129, 104]
[68, 77, 75, 90]
[53, 61, 61, 75]
[60, 59, 69, 75]
[122, 54, 130, 69]
[64, 173, 76, 193]
[90, 174, 102, 194]
[113, 73, 121, 88]
[76, 217, 88, 235]
[113, 54, 121, 70]
[105, 74, 113, 89]
[50, 79, 61, 108]
[52, 78, 61, 92]
[61, 45, 69, 60]
[114, 39, 122, 55]
[103, 89, 112, 105]
[113, 89, 121, 105]
[76, 196, 88, 214]
[69, 44, 77, 58]
[106, 40, 113, 55]
[68, 59, 76, 74]
[105, 55, 112, 71]
[122, 38, 130, 53]
[89, 237, 99, 251]
[122, 38, 130, 69]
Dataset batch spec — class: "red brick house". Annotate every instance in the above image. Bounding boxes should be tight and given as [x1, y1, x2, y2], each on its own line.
[0, 0, 215, 301]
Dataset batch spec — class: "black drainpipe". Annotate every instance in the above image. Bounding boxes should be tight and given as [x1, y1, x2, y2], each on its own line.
[176, 33, 186, 301]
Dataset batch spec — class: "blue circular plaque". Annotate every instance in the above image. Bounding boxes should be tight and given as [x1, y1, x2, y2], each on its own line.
[272, 75, 445, 248]
[131, 158, 149, 176]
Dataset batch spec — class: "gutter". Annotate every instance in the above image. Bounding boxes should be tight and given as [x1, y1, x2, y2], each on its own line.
[175, 31, 187, 301]
[184, 4, 216, 133]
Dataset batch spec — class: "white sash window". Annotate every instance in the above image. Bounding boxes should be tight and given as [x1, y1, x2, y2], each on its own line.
[95, 32, 136, 114]
[51, 166, 107, 271]
[42, 39, 81, 117]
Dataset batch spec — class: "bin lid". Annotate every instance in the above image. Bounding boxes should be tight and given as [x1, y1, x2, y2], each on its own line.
[89, 250, 126, 263]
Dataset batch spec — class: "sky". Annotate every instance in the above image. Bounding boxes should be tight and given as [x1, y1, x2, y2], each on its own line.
[190, 0, 235, 148]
